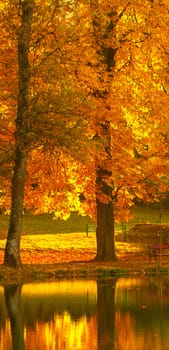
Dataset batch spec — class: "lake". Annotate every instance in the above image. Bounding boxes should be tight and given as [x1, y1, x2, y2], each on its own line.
[0, 276, 169, 349]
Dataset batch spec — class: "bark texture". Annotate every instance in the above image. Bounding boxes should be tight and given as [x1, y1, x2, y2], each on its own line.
[95, 166, 117, 261]
[4, 1, 34, 267]
[91, 1, 118, 261]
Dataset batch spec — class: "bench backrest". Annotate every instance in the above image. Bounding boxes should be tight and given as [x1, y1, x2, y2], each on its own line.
[148, 244, 169, 249]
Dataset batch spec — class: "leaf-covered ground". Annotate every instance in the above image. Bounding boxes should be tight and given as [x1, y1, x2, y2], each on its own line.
[0, 232, 169, 284]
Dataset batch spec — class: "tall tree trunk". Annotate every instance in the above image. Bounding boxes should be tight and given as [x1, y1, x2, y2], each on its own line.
[90, 1, 118, 261]
[95, 122, 117, 261]
[4, 0, 34, 268]
[95, 120, 117, 261]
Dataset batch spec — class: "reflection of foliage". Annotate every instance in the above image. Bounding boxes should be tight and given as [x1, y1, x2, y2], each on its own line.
[21, 295, 96, 324]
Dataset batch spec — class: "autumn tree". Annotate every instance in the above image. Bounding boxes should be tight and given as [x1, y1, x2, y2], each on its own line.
[88, 1, 135, 260]
[74, 0, 169, 260]
[1, 0, 169, 267]
[1, 0, 94, 267]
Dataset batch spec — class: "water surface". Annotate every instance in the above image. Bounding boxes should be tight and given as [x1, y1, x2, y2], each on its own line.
[0, 276, 169, 350]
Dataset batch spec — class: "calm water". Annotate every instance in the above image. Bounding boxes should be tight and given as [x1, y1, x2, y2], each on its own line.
[0, 276, 169, 350]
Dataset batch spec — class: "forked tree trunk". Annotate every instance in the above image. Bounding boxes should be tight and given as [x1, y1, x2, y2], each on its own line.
[4, 0, 34, 267]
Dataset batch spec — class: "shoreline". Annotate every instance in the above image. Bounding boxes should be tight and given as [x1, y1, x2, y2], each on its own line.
[1, 254, 169, 285]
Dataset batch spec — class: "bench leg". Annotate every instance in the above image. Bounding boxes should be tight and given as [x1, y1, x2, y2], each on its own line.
[149, 253, 157, 265]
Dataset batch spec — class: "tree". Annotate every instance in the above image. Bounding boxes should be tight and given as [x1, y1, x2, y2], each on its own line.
[4, 0, 34, 267]
[1, 0, 169, 266]
[88, 1, 135, 260]
[75, 0, 169, 260]
[2, 0, 93, 267]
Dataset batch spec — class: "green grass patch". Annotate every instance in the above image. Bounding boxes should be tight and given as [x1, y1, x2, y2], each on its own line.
[0, 204, 169, 240]
[96, 267, 129, 276]
[147, 266, 169, 275]
[0, 212, 94, 239]
[131, 203, 169, 224]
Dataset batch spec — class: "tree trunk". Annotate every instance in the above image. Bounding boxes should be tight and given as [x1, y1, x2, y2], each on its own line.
[4, 153, 27, 267]
[95, 135, 117, 261]
[90, 1, 118, 261]
[4, 0, 34, 268]
[94, 120, 117, 261]
[95, 199, 116, 261]
[95, 162, 117, 261]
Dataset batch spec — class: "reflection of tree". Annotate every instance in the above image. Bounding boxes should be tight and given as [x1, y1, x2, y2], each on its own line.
[4, 284, 24, 350]
[97, 278, 117, 350]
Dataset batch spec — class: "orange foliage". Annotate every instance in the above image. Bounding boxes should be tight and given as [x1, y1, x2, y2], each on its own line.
[0, 0, 169, 222]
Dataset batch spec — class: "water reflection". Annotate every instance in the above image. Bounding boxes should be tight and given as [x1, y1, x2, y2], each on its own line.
[97, 279, 116, 350]
[0, 281, 97, 350]
[4, 285, 24, 350]
[1, 277, 169, 349]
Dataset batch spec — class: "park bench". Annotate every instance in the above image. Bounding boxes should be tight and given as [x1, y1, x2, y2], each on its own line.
[147, 244, 169, 264]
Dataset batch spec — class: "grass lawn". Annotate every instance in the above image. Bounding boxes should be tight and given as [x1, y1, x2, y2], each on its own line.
[0, 231, 168, 285]
[0, 204, 168, 284]
[0, 203, 168, 240]
[0, 211, 94, 239]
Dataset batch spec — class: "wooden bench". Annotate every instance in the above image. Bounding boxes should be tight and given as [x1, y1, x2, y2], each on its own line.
[148, 244, 169, 264]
